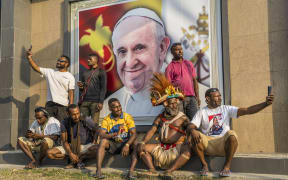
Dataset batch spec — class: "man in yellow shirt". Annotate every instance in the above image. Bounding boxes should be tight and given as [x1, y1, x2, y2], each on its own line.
[96, 98, 137, 179]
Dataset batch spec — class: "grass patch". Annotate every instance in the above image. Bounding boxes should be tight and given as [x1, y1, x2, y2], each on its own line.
[0, 168, 217, 180]
[0, 169, 95, 180]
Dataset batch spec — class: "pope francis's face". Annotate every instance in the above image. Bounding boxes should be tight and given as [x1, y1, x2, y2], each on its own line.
[112, 16, 169, 93]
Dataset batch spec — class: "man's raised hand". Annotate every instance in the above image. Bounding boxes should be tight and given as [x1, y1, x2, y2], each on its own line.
[266, 95, 274, 105]
[27, 46, 33, 59]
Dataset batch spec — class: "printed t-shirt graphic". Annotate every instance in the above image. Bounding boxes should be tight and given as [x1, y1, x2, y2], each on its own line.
[101, 112, 135, 143]
[208, 113, 223, 136]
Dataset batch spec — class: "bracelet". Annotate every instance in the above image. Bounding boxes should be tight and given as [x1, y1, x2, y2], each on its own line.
[125, 143, 130, 147]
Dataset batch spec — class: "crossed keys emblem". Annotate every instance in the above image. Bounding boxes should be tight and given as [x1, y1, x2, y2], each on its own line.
[179, 6, 210, 87]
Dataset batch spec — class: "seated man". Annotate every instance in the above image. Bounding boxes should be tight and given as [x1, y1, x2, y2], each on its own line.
[18, 107, 60, 169]
[138, 73, 191, 174]
[47, 104, 99, 169]
[96, 98, 137, 179]
[189, 88, 274, 177]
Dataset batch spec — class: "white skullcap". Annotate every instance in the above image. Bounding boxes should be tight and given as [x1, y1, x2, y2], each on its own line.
[114, 8, 164, 30]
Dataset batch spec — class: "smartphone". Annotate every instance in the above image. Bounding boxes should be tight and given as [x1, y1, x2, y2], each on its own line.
[268, 86, 272, 95]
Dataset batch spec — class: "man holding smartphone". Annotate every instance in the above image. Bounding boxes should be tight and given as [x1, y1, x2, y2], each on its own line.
[78, 53, 107, 125]
[77, 54, 107, 124]
[188, 88, 274, 177]
[17, 107, 60, 169]
[26, 47, 75, 121]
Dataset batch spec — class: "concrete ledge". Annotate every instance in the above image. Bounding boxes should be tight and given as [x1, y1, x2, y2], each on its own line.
[1, 151, 288, 175]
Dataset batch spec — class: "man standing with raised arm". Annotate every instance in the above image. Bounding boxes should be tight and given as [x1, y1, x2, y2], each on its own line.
[27, 48, 75, 121]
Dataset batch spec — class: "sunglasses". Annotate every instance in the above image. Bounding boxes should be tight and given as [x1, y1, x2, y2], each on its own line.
[205, 88, 219, 97]
[57, 59, 67, 63]
[209, 88, 219, 92]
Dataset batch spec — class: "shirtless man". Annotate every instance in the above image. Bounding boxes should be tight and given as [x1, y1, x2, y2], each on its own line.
[137, 73, 191, 174]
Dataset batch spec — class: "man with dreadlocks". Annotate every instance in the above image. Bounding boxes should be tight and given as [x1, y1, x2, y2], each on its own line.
[137, 73, 192, 175]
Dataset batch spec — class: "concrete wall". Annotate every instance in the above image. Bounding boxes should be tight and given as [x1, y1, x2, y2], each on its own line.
[226, 0, 274, 153]
[0, 0, 31, 150]
[267, 0, 288, 152]
[224, 0, 288, 153]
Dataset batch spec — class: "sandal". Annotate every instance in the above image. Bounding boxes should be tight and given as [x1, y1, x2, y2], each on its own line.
[76, 162, 85, 169]
[64, 163, 75, 169]
[200, 168, 208, 176]
[219, 169, 231, 177]
[162, 171, 173, 179]
[127, 171, 137, 180]
[24, 162, 37, 169]
[92, 174, 106, 179]
[143, 170, 158, 177]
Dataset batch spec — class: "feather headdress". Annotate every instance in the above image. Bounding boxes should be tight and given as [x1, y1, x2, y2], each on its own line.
[150, 73, 184, 106]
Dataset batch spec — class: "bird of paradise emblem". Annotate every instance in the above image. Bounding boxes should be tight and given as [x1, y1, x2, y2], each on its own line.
[80, 15, 115, 72]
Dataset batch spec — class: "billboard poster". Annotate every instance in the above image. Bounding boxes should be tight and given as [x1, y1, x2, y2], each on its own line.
[72, 0, 219, 125]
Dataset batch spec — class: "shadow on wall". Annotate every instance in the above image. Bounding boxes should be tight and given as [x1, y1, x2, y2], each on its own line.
[268, 0, 288, 153]
[21, 47, 32, 86]
[0, 0, 71, 150]
[0, 95, 39, 150]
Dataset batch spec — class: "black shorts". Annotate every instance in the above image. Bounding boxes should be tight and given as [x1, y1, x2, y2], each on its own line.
[108, 141, 133, 154]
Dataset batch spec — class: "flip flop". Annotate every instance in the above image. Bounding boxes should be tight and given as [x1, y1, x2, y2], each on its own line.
[200, 168, 208, 176]
[24, 162, 37, 169]
[127, 172, 137, 180]
[76, 162, 85, 169]
[163, 171, 173, 176]
[64, 163, 75, 169]
[219, 169, 231, 177]
[162, 171, 173, 179]
[92, 174, 106, 179]
[142, 170, 158, 177]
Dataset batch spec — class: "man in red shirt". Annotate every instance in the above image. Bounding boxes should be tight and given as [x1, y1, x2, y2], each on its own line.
[165, 43, 200, 120]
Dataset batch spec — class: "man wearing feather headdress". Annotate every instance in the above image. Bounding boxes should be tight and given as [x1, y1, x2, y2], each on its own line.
[137, 73, 191, 175]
